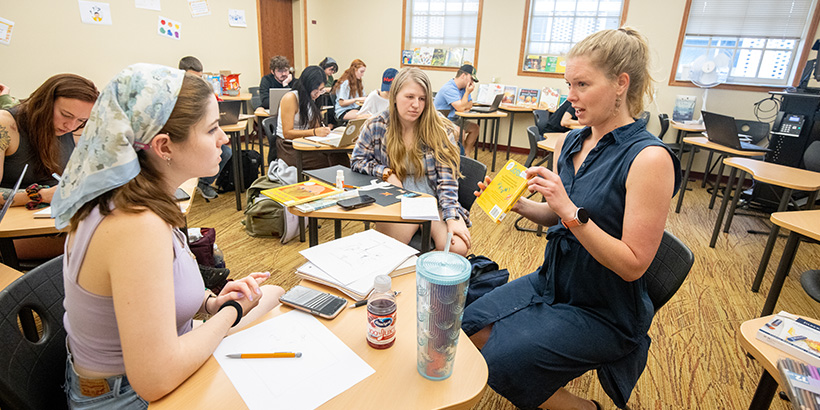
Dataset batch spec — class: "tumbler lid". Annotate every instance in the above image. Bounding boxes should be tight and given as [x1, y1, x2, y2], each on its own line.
[416, 252, 470, 285]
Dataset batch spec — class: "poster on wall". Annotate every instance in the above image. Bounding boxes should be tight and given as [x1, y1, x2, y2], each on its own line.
[157, 16, 181, 40]
[0, 17, 14, 46]
[78, 1, 113, 25]
[228, 9, 246, 27]
[135, 0, 160, 11]
[188, 0, 210, 17]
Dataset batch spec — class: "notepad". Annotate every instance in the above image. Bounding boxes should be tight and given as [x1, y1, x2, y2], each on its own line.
[400, 196, 440, 221]
[296, 255, 417, 300]
[33, 207, 52, 219]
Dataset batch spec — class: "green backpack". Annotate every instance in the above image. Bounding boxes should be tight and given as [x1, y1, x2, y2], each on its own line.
[243, 175, 285, 238]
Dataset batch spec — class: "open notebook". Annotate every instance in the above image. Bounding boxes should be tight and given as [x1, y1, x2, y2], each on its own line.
[305, 118, 366, 147]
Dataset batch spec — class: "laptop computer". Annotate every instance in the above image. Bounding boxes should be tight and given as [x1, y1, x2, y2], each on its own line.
[470, 93, 502, 113]
[702, 111, 769, 153]
[306, 118, 367, 147]
[268, 88, 292, 115]
[217, 100, 242, 126]
[0, 164, 28, 223]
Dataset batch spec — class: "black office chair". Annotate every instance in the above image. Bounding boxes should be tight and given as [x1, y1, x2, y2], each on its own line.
[660, 113, 692, 159]
[637, 110, 650, 124]
[658, 113, 670, 140]
[261, 116, 278, 166]
[533, 109, 550, 134]
[0, 256, 68, 410]
[249, 86, 262, 111]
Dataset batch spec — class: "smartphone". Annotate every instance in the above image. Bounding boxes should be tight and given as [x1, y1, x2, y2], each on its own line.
[337, 195, 375, 210]
[279, 286, 347, 319]
[174, 188, 191, 201]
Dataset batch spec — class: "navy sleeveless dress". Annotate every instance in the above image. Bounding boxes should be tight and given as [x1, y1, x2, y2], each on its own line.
[462, 119, 681, 409]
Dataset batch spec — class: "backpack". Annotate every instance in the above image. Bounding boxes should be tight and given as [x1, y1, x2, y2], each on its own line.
[243, 175, 286, 238]
[465, 254, 510, 307]
[216, 149, 263, 193]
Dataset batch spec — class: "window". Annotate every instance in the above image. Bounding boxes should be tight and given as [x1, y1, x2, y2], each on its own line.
[518, 0, 628, 77]
[671, 0, 819, 89]
[401, 0, 483, 71]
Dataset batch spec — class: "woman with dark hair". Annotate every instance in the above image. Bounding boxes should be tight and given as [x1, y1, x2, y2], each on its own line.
[332, 59, 367, 121]
[0, 73, 98, 259]
[53, 64, 284, 408]
[276, 65, 349, 169]
[319, 56, 338, 93]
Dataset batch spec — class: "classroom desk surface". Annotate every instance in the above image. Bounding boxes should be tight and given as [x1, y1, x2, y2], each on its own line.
[149, 272, 489, 410]
[253, 107, 270, 117]
[670, 121, 706, 133]
[455, 111, 508, 172]
[220, 93, 252, 101]
[0, 263, 23, 291]
[537, 133, 561, 153]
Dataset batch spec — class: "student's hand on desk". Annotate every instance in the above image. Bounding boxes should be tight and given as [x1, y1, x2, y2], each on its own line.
[217, 271, 271, 314]
[446, 218, 471, 249]
[313, 126, 331, 137]
[525, 166, 574, 220]
[40, 186, 57, 204]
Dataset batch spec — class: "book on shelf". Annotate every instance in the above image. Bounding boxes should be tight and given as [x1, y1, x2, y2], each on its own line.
[756, 312, 820, 367]
[402, 49, 413, 65]
[516, 88, 540, 108]
[777, 357, 820, 410]
[501, 85, 517, 105]
[297, 255, 417, 301]
[431, 48, 446, 66]
[477, 84, 504, 105]
[555, 56, 566, 73]
[672, 95, 696, 122]
[445, 47, 463, 67]
[524, 55, 543, 71]
[475, 159, 529, 224]
[261, 180, 342, 207]
[418, 47, 434, 65]
[544, 56, 558, 73]
[412, 48, 422, 64]
[539, 87, 561, 111]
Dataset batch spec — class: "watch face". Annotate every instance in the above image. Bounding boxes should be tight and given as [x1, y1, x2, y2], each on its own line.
[577, 207, 589, 223]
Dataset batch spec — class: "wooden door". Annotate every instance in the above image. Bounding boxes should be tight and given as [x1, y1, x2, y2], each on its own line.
[257, 0, 294, 77]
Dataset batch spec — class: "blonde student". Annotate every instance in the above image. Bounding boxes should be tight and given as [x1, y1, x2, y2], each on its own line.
[53, 64, 284, 408]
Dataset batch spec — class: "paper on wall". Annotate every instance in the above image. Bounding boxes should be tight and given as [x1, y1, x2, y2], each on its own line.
[188, 0, 210, 17]
[157, 16, 181, 40]
[0, 17, 13, 45]
[228, 9, 246, 27]
[134, 0, 160, 11]
[78, 1, 113, 25]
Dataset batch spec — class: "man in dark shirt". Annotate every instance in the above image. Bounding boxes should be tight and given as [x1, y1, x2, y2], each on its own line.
[543, 100, 579, 133]
[259, 55, 293, 109]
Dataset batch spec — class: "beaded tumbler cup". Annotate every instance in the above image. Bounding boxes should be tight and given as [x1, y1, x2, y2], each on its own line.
[416, 251, 471, 380]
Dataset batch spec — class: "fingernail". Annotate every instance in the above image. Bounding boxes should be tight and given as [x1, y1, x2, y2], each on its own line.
[255, 288, 262, 295]
[236, 292, 244, 298]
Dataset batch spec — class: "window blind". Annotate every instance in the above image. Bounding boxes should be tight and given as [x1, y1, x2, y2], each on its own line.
[686, 0, 813, 39]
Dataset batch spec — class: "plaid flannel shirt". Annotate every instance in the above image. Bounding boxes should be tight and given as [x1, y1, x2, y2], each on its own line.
[351, 111, 470, 226]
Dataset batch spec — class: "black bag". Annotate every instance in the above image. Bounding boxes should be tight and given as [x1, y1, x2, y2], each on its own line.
[215, 149, 263, 193]
[465, 254, 510, 307]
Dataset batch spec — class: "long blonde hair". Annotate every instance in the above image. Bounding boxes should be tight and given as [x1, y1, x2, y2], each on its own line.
[385, 68, 460, 180]
[567, 27, 653, 117]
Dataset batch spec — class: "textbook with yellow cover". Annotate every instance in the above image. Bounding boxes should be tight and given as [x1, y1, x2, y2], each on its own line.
[261, 180, 342, 207]
[476, 159, 529, 224]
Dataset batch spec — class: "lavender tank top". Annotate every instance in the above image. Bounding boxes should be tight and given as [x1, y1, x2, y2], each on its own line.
[63, 206, 205, 375]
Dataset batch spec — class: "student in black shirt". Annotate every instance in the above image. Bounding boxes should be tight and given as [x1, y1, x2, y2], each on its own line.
[259, 55, 293, 109]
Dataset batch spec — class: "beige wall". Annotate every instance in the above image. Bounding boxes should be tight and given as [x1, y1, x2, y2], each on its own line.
[302, 0, 820, 158]
[1, 0, 262, 98]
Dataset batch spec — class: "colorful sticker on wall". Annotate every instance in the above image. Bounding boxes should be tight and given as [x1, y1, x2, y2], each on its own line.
[78, 1, 113, 25]
[228, 9, 246, 27]
[157, 16, 181, 40]
[0, 17, 14, 46]
[134, 0, 160, 11]
[188, 0, 210, 17]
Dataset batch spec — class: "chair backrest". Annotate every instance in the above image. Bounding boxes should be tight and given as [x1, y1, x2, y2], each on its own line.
[658, 113, 670, 140]
[437, 109, 450, 118]
[0, 256, 67, 410]
[637, 111, 650, 123]
[249, 86, 261, 110]
[643, 231, 694, 312]
[533, 109, 550, 134]
[804, 140, 820, 172]
[261, 116, 278, 163]
[457, 155, 487, 212]
[525, 126, 542, 167]
[735, 119, 769, 144]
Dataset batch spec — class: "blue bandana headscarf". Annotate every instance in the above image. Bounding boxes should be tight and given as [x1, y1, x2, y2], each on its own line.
[51, 63, 185, 229]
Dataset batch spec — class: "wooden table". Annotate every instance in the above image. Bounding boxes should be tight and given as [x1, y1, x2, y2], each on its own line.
[455, 111, 508, 172]
[222, 120, 249, 211]
[709, 158, 820, 293]
[289, 195, 433, 253]
[760, 210, 820, 316]
[0, 263, 22, 291]
[221, 93, 253, 116]
[149, 272, 488, 410]
[499, 104, 534, 162]
[670, 121, 705, 157]
[674, 136, 767, 214]
[739, 315, 808, 410]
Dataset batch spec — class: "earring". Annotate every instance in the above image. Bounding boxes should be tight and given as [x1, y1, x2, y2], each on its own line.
[613, 96, 622, 116]
[163, 156, 171, 166]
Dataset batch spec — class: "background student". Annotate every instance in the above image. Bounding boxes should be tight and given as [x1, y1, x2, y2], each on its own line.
[543, 99, 580, 133]
[433, 64, 480, 154]
[276, 65, 349, 169]
[332, 59, 368, 121]
[53, 64, 285, 407]
[0, 83, 18, 109]
[359, 68, 397, 117]
[260, 55, 294, 109]
[0, 73, 98, 260]
[178, 55, 232, 200]
[351, 68, 471, 256]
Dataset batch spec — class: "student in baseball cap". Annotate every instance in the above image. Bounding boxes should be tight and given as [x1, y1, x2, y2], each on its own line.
[433, 63, 480, 154]
[360, 68, 398, 117]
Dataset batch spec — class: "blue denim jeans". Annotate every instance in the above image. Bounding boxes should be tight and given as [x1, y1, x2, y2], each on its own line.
[64, 348, 148, 410]
[199, 144, 233, 185]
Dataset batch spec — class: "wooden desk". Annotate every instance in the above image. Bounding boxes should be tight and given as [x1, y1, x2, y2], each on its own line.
[670, 121, 705, 156]
[739, 315, 806, 410]
[499, 104, 534, 162]
[674, 136, 767, 214]
[149, 273, 488, 410]
[222, 120, 249, 211]
[455, 111, 508, 172]
[709, 158, 820, 293]
[289, 196, 433, 253]
[222, 93, 253, 116]
[760, 210, 820, 316]
[0, 263, 22, 291]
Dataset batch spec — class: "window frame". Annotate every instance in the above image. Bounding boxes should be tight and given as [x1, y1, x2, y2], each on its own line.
[517, 0, 630, 78]
[668, 0, 820, 92]
[400, 0, 484, 72]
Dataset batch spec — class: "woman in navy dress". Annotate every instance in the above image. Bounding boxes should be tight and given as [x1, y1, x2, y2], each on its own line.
[463, 27, 681, 410]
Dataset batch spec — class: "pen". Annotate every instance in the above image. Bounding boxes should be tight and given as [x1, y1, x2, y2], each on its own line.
[226, 352, 302, 359]
[349, 291, 401, 308]
[52, 173, 62, 181]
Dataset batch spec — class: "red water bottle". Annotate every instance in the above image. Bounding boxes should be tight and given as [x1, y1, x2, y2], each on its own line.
[367, 275, 396, 349]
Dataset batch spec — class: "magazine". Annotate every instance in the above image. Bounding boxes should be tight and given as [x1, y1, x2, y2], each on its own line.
[673, 95, 697, 122]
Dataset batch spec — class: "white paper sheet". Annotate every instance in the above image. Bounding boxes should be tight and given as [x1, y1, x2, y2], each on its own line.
[0, 17, 14, 45]
[187, 0, 210, 17]
[228, 9, 246, 27]
[78, 1, 113, 25]
[214, 310, 374, 410]
[134, 0, 160, 11]
[299, 229, 418, 286]
[400, 196, 441, 221]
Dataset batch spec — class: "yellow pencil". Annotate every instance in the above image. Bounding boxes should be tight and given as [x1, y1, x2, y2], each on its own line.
[225, 352, 302, 359]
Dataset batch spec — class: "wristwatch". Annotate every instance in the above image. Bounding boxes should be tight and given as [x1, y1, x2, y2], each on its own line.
[561, 207, 589, 229]
[382, 168, 394, 182]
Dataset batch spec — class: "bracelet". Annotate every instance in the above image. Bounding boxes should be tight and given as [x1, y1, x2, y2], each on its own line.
[25, 183, 46, 210]
[382, 168, 393, 182]
[218, 300, 243, 327]
[204, 294, 216, 315]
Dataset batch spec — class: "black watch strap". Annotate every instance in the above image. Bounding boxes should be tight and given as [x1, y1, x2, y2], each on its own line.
[218, 300, 243, 327]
